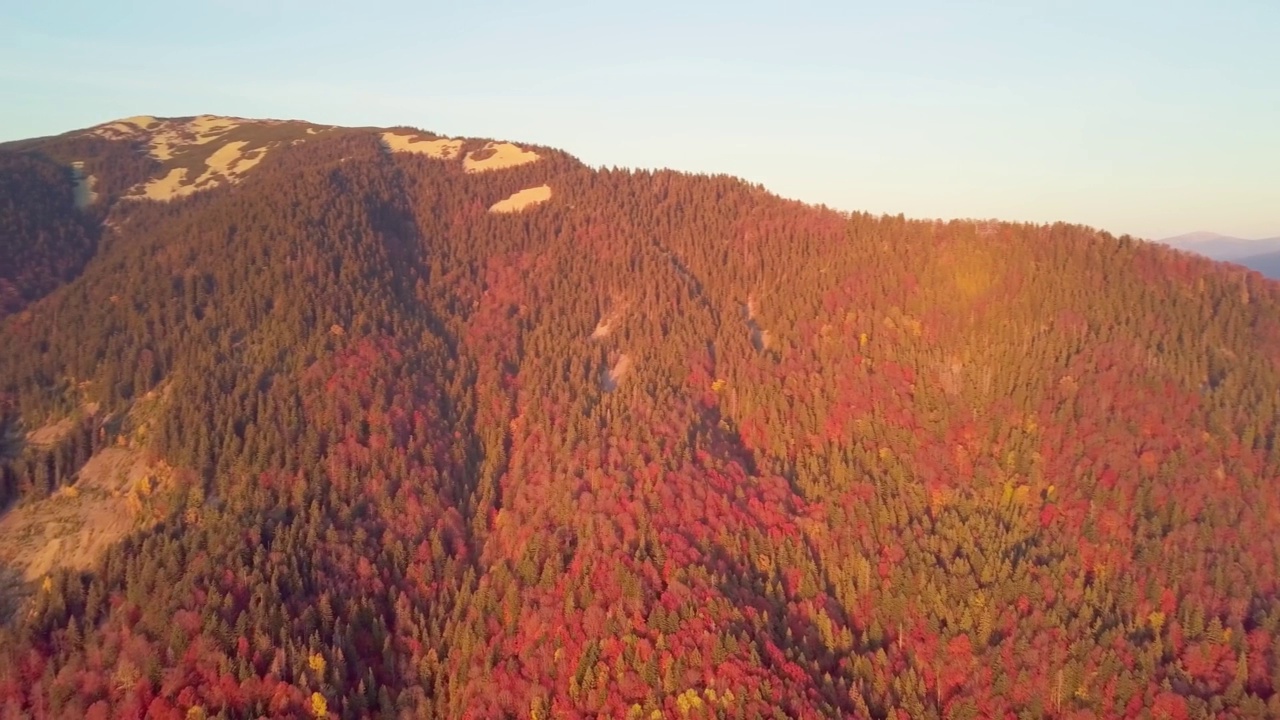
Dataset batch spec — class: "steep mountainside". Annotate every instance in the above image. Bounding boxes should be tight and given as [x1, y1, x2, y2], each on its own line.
[2, 116, 1280, 719]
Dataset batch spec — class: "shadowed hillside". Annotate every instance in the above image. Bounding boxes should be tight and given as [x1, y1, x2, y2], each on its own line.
[1236, 249, 1280, 280]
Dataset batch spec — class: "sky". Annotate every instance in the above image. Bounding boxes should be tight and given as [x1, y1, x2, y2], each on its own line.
[1, 0, 1277, 240]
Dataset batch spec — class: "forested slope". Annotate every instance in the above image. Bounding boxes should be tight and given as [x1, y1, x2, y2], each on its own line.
[0, 118, 1278, 719]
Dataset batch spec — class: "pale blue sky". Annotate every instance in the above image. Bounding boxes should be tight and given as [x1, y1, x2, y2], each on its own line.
[2, 0, 1277, 239]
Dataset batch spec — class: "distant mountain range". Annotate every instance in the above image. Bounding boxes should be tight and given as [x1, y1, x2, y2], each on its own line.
[1155, 232, 1280, 278]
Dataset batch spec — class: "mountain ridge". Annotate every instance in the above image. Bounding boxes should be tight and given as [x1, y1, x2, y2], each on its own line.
[1, 114, 1279, 718]
[1155, 230, 1280, 263]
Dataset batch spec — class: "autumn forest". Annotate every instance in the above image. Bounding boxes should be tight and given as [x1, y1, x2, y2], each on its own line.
[0, 117, 1279, 719]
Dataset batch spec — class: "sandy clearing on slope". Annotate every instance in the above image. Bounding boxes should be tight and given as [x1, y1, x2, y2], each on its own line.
[742, 297, 772, 351]
[601, 354, 633, 391]
[489, 184, 552, 213]
[464, 142, 540, 173]
[202, 140, 258, 179]
[189, 115, 240, 140]
[116, 116, 274, 199]
[0, 448, 171, 581]
[89, 116, 246, 157]
[755, 329, 773, 350]
[139, 168, 192, 200]
[591, 316, 616, 340]
[25, 402, 100, 447]
[380, 132, 463, 159]
[146, 115, 241, 161]
[89, 116, 159, 139]
[135, 140, 268, 200]
[25, 418, 75, 447]
[591, 300, 629, 339]
[232, 146, 269, 174]
[118, 115, 160, 130]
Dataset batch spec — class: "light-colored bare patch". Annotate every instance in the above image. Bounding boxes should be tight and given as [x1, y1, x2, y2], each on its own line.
[591, 304, 627, 340]
[203, 140, 259, 177]
[148, 115, 242, 161]
[139, 168, 192, 200]
[232, 145, 268, 174]
[70, 161, 98, 209]
[89, 115, 243, 160]
[743, 296, 772, 351]
[601, 354, 633, 392]
[380, 132, 463, 159]
[590, 320, 613, 340]
[464, 142, 541, 173]
[489, 184, 552, 213]
[25, 418, 74, 447]
[85, 115, 295, 200]
[148, 135, 180, 161]
[134, 140, 270, 201]
[25, 403, 100, 447]
[88, 116, 159, 140]
[118, 115, 160, 130]
[189, 115, 240, 140]
[0, 448, 174, 581]
[590, 297, 631, 340]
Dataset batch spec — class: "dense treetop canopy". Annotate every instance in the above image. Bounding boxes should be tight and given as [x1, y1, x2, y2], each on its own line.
[0, 117, 1278, 719]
